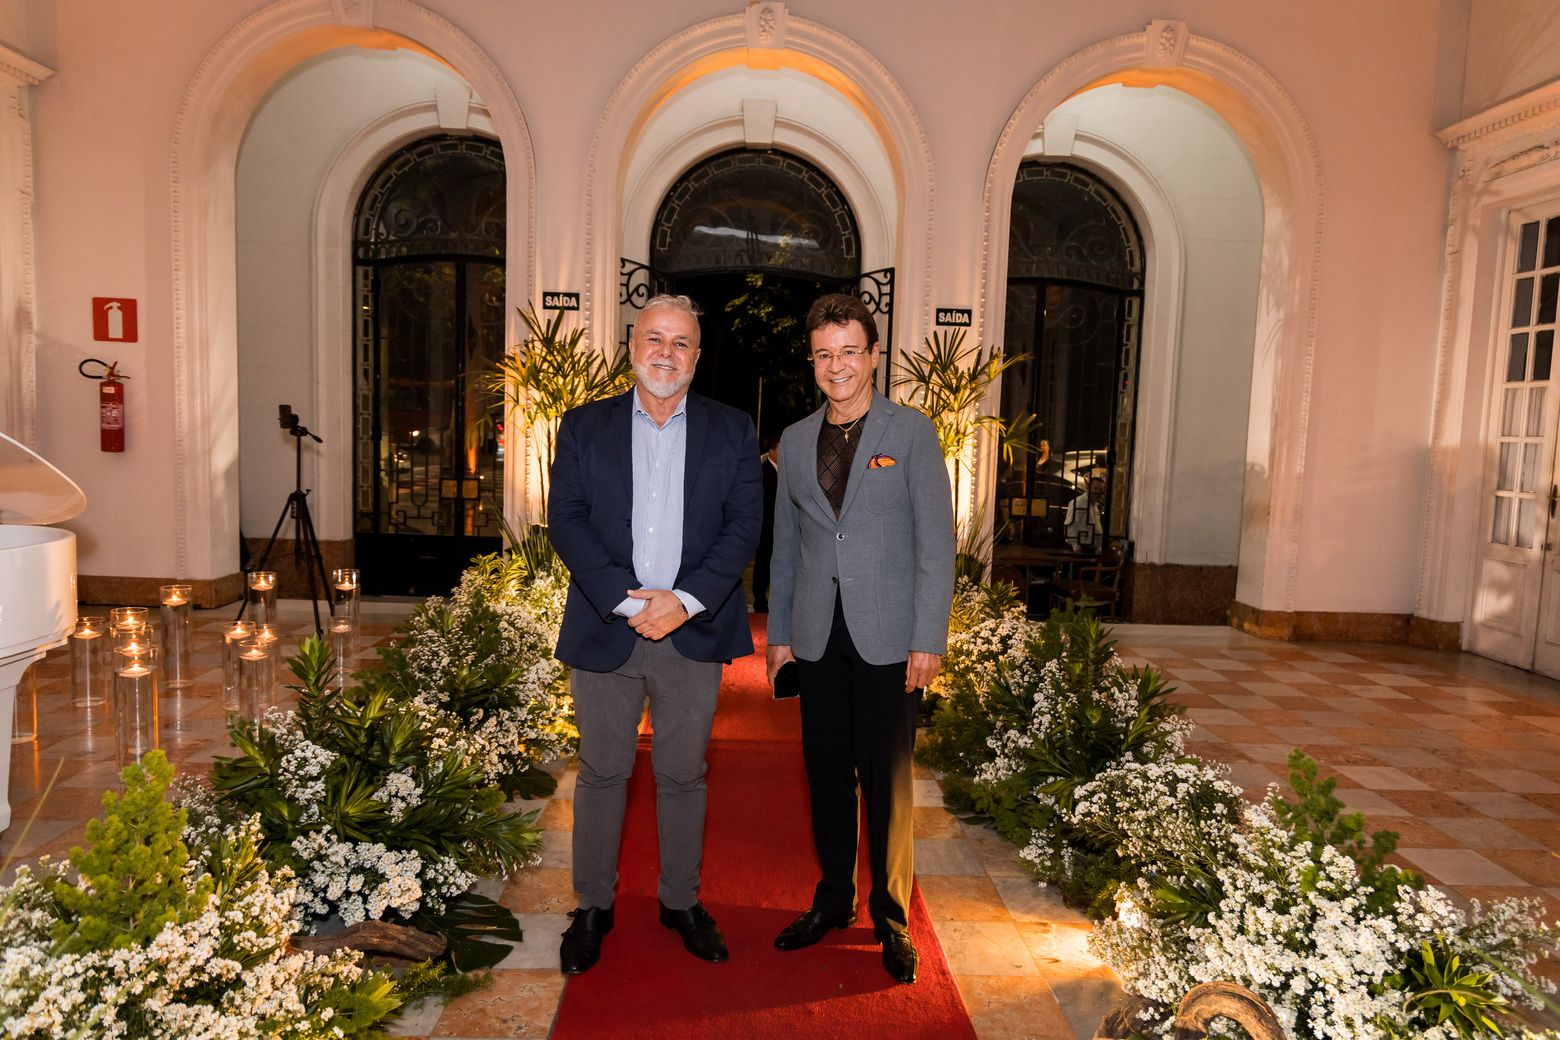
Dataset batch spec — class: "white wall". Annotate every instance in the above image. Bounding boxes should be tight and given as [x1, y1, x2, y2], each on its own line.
[1034, 84, 1263, 567]
[1462, 0, 1560, 117]
[19, 0, 1457, 620]
[234, 45, 478, 543]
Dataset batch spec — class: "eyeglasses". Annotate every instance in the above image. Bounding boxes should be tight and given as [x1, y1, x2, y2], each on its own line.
[809, 347, 871, 365]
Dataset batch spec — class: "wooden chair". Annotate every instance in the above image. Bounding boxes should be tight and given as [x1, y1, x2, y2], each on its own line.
[1051, 543, 1127, 619]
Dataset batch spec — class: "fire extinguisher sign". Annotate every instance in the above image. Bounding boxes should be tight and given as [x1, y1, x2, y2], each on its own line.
[92, 297, 138, 342]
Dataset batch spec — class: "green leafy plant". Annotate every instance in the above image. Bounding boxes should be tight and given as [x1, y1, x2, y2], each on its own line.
[482, 303, 634, 520]
[1381, 939, 1507, 1038]
[193, 636, 544, 967]
[1269, 748, 1420, 913]
[3, 754, 401, 1039]
[51, 751, 214, 954]
[892, 327, 1039, 516]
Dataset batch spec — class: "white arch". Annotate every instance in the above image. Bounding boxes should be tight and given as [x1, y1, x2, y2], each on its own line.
[980, 29, 1323, 613]
[583, 12, 934, 373]
[170, 0, 536, 579]
[308, 101, 499, 543]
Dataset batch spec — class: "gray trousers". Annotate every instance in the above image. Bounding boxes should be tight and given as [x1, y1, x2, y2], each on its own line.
[571, 636, 722, 911]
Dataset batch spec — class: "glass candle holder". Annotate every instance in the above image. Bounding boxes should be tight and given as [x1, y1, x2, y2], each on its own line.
[238, 639, 273, 727]
[11, 661, 36, 744]
[255, 623, 284, 703]
[221, 619, 255, 712]
[247, 571, 277, 628]
[113, 618, 153, 654]
[71, 615, 111, 708]
[329, 618, 354, 692]
[159, 584, 194, 691]
[109, 606, 148, 628]
[115, 644, 160, 766]
[331, 568, 361, 622]
[330, 567, 361, 680]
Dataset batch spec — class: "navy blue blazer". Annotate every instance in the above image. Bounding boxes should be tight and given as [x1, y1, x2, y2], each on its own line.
[549, 388, 762, 672]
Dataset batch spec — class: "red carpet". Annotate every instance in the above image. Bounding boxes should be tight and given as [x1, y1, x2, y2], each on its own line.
[551, 618, 977, 1040]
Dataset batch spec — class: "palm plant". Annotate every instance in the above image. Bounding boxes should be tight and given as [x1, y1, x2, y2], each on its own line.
[892, 327, 1039, 551]
[482, 304, 634, 521]
[892, 328, 1039, 504]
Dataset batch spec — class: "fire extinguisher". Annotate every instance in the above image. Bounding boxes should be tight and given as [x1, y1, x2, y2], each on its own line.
[79, 358, 129, 452]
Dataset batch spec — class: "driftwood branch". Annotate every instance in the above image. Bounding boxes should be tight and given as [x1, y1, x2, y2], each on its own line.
[1173, 981, 1286, 1040]
[1094, 982, 1284, 1040]
[289, 920, 447, 960]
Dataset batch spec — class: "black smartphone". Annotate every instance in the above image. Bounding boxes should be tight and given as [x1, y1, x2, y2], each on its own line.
[772, 660, 800, 700]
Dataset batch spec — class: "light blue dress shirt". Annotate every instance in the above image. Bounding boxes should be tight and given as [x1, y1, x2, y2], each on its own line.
[613, 388, 706, 619]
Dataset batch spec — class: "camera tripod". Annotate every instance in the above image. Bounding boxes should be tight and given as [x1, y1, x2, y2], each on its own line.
[237, 405, 335, 634]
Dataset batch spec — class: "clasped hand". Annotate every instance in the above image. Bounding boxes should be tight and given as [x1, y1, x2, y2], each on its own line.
[627, 588, 687, 640]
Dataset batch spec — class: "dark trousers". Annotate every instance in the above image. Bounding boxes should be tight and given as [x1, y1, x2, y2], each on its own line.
[796, 595, 921, 937]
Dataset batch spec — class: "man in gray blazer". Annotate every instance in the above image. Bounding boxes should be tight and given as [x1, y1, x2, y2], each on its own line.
[765, 294, 955, 984]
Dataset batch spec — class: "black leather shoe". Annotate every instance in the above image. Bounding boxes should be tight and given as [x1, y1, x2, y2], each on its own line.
[881, 931, 918, 984]
[659, 901, 729, 962]
[774, 906, 857, 951]
[559, 906, 613, 975]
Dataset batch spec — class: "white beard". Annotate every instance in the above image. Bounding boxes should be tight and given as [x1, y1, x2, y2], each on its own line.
[634, 360, 693, 399]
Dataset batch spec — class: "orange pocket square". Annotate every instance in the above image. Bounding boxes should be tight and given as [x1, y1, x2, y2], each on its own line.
[868, 454, 897, 468]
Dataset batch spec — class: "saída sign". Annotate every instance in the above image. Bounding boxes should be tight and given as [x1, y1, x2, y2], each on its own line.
[936, 308, 972, 327]
[543, 292, 580, 311]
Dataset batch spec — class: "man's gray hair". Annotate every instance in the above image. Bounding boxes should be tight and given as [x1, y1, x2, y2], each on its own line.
[640, 293, 703, 321]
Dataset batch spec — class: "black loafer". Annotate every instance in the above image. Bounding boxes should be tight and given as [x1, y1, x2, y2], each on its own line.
[659, 900, 729, 962]
[774, 906, 857, 951]
[560, 906, 614, 975]
[881, 931, 918, 984]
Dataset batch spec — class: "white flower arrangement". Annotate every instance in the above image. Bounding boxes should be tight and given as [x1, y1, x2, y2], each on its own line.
[1091, 798, 1557, 1039]
[383, 559, 577, 791]
[0, 813, 397, 1040]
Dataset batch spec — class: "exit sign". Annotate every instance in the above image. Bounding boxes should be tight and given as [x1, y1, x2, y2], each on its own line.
[543, 292, 580, 311]
[936, 308, 971, 327]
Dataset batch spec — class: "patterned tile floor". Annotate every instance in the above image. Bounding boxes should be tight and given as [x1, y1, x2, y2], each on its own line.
[7, 612, 1560, 1037]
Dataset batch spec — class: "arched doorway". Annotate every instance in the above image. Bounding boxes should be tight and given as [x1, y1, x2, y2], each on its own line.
[632, 149, 878, 438]
[352, 134, 507, 596]
[998, 162, 1144, 554]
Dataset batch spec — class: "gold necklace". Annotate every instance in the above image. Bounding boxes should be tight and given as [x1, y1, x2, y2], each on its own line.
[830, 411, 867, 441]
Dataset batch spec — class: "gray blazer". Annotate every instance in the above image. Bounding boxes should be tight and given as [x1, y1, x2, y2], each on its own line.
[767, 392, 956, 666]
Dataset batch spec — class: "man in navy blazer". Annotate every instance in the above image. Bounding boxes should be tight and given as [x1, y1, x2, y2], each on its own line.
[548, 294, 762, 975]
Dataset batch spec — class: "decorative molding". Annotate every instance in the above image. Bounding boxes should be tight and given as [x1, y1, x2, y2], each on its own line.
[976, 31, 1324, 614]
[0, 43, 52, 87]
[1486, 138, 1560, 181]
[1437, 78, 1560, 151]
[1144, 20, 1188, 67]
[745, 0, 787, 69]
[170, 0, 537, 576]
[583, 10, 935, 434]
[330, 0, 373, 28]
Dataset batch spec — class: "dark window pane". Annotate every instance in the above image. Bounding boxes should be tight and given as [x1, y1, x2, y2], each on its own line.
[1521, 220, 1542, 272]
[1514, 277, 1535, 327]
[1542, 273, 1560, 325]
[1007, 162, 1143, 290]
[1510, 332, 1530, 382]
[1537, 330, 1555, 382]
[652, 150, 859, 279]
[354, 136, 505, 260]
[1546, 217, 1560, 269]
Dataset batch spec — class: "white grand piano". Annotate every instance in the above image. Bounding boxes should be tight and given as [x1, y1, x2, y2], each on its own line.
[0, 432, 83, 833]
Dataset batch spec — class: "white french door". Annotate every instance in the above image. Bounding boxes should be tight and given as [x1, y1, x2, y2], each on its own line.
[1469, 208, 1560, 676]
